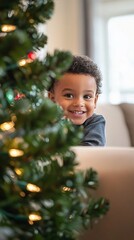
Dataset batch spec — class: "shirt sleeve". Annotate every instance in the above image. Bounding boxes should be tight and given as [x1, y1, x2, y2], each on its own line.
[81, 114, 106, 146]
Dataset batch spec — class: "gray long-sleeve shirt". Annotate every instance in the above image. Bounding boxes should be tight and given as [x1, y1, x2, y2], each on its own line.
[81, 113, 106, 146]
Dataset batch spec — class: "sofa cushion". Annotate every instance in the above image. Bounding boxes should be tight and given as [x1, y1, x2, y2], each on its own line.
[120, 103, 134, 146]
[96, 104, 131, 147]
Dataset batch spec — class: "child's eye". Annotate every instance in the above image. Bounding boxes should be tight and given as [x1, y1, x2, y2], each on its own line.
[84, 95, 92, 100]
[63, 93, 74, 99]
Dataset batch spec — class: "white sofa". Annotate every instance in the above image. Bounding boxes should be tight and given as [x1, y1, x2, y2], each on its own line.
[96, 103, 134, 147]
[73, 146, 134, 240]
[73, 103, 134, 240]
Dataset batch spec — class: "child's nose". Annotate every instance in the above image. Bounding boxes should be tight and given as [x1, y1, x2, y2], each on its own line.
[73, 98, 84, 107]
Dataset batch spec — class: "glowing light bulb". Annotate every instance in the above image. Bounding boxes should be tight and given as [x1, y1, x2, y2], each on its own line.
[62, 186, 71, 192]
[18, 59, 27, 66]
[26, 183, 41, 192]
[9, 149, 24, 157]
[1, 24, 16, 32]
[15, 168, 23, 176]
[29, 213, 42, 221]
[18, 58, 33, 67]
[0, 121, 14, 131]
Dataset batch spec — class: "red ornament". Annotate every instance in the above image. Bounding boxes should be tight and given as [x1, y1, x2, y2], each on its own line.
[27, 51, 36, 60]
[14, 93, 25, 101]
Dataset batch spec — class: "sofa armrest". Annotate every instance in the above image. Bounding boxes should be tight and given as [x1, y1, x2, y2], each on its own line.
[120, 103, 134, 146]
[72, 146, 134, 240]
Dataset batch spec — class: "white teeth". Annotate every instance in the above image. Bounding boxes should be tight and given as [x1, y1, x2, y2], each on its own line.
[73, 111, 83, 114]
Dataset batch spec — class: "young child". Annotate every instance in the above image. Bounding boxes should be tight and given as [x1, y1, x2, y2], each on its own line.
[48, 55, 105, 146]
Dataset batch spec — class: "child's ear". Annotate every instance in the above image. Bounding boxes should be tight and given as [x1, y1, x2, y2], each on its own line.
[48, 92, 55, 102]
[94, 94, 99, 108]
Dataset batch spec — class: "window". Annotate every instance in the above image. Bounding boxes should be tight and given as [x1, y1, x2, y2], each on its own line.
[108, 15, 134, 103]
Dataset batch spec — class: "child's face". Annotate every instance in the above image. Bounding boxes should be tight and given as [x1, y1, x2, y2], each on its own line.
[49, 73, 98, 125]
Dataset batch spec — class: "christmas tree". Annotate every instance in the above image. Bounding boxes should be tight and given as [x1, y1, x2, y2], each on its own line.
[0, 1, 109, 239]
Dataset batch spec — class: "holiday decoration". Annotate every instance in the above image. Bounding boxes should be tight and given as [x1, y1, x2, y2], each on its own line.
[0, 1, 109, 239]
[27, 51, 37, 60]
[1, 24, 16, 32]
[14, 93, 25, 101]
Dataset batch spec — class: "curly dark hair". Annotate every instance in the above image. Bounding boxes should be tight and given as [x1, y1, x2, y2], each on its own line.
[49, 55, 102, 94]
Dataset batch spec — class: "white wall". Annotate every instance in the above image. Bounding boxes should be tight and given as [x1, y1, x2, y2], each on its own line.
[46, 0, 85, 55]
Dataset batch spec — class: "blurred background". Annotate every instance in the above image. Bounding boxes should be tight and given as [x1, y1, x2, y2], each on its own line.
[45, 0, 134, 104]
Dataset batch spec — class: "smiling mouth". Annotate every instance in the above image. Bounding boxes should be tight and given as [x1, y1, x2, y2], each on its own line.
[69, 110, 86, 115]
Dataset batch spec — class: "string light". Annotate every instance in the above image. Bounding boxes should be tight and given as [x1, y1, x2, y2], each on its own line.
[28, 213, 42, 222]
[0, 121, 14, 131]
[20, 192, 25, 197]
[9, 149, 24, 157]
[1, 24, 16, 32]
[6, 89, 14, 103]
[26, 183, 41, 193]
[62, 186, 71, 192]
[15, 168, 23, 176]
[18, 58, 33, 67]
